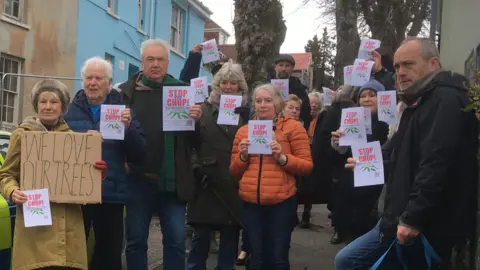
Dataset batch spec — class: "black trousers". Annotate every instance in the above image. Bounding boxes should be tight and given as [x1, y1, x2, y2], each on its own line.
[240, 229, 250, 253]
[83, 203, 124, 270]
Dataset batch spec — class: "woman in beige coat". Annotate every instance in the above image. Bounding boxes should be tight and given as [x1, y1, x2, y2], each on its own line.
[0, 79, 107, 270]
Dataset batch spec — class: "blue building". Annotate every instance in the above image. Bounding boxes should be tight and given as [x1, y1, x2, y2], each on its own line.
[74, 0, 213, 91]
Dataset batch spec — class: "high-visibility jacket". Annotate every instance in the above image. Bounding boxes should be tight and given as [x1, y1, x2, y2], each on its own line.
[0, 153, 13, 251]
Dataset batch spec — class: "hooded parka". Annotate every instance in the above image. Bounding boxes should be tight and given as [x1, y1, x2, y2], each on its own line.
[0, 117, 87, 270]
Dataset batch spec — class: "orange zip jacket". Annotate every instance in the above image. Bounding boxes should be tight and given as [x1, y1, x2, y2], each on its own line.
[230, 116, 313, 205]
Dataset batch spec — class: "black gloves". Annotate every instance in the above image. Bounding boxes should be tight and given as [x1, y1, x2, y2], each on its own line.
[193, 164, 209, 188]
[234, 106, 251, 123]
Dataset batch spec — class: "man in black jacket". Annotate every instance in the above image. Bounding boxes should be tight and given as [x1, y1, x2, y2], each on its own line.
[271, 54, 311, 130]
[335, 37, 478, 269]
[121, 39, 203, 270]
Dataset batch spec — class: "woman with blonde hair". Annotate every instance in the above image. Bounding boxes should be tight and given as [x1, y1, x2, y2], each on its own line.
[230, 83, 313, 269]
[187, 60, 250, 270]
[283, 94, 303, 123]
[0, 79, 107, 270]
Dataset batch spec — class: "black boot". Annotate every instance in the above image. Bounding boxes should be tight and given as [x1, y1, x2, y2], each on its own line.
[330, 229, 344, 245]
[299, 211, 311, 229]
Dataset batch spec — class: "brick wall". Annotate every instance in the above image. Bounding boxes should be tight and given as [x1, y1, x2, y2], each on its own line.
[204, 32, 219, 44]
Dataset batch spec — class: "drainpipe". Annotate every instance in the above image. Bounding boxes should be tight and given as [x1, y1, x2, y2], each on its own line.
[149, 0, 155, 38]
[430, 0, 437, 42]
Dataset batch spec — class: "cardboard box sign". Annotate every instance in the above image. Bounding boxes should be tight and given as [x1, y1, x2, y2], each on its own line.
[20, 131, 102, 204]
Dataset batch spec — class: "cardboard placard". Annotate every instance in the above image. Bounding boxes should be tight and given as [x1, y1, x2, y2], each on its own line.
[20, 131, 102, 204]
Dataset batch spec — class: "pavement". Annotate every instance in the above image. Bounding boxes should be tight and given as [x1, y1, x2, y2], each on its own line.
[143, 205, 343, 270]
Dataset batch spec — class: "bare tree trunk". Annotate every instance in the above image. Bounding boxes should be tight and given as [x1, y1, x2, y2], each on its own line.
[233, 0, 287, 90]
[360, 0, 430, 56]
[334, 0, 360, 87]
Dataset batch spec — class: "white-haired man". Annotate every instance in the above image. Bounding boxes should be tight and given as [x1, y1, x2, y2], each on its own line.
[64, 56, 146, 270]
[118, 39, 203, 270]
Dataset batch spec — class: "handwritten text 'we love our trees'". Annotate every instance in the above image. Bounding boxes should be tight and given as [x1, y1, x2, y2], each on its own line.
[20, 132, 102, 203]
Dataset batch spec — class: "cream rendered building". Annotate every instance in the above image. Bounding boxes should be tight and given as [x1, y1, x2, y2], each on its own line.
[433, 0, 480, 81]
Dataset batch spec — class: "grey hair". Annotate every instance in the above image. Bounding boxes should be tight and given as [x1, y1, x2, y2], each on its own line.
[31, 79, 71, 114]
[81, 56, 113, 81]
[401, 37, 440, 62]
[308, 91, 324, 113]
[141, 38, 170, 59]
[332, 84, 355, 104]
[308, 91, 322, 101]
[209, 60, 249, 105]
[252, 84, 285, 115]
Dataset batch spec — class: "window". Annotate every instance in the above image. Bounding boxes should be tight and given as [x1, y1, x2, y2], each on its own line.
[138, 0, 145, 30]
[0, 54, 22, 124]
[476, 44, 480, 76]
[105, 53, 114, 65]
[108, 0, 117, 14]
[128, 64, 139, 77]
[219, 32, 228, 45]
[465, 49, 476, 83]
[170, 5, 184, 52]
[3, 0, 23, 21]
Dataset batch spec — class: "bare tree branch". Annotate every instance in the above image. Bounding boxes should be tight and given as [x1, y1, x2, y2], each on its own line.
[407, 0, 430, 36]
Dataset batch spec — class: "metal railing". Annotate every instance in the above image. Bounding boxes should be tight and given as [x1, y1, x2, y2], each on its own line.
[0, 73, 82, 128]
[0, 73, 82, 220]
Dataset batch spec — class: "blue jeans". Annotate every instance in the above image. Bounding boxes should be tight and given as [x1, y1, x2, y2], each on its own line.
[187, 225, 239, 270]
[125, 177, 186, 270]
[243, 196, 296, 270]
[335, 221, 431, 270]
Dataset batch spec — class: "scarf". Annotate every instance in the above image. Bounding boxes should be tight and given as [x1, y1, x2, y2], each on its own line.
[398, 69, 444, 106]
[141, 75, 176, 193]
[308, 114, 318, 141]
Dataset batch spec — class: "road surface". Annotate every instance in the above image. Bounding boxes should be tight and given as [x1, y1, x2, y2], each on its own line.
[144, 205, 343, 269]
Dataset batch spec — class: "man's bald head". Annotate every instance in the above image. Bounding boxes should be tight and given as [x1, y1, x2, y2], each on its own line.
[393, 37, 441, 90]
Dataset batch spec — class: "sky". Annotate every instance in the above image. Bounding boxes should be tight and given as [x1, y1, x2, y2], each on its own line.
[200, 0, 326, 53]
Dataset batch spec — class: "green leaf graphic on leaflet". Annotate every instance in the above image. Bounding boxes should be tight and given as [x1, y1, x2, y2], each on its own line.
[344, 127, 360, 134]
[105, 122, 121, 130]
[168, 110, 189, 119]
[360, 164, 377, 172]
[252, 137, 268, 144]
[30, 208, 45, 215]
[381, 108, 393, 115]
[224, 110, 236, 116]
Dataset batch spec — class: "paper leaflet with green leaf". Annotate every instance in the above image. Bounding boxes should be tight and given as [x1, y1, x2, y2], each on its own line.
[23, 188, 52, 227]
[352, 141, 384, 187]
[162, 86, 195, 131]
[247, 120, 273, 154]
[100, 104, 126, 139]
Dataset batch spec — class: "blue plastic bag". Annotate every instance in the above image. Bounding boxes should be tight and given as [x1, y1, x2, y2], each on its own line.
[370, 235, 442, 270]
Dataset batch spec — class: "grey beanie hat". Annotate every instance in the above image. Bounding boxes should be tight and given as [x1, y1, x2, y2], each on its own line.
[31, 79, 71, 113]
[357, 79, 385, 101]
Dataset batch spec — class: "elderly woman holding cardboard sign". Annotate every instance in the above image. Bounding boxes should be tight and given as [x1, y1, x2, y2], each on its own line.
[0, 79, 107, 270]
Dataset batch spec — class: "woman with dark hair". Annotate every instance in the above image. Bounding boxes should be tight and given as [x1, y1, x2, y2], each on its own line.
[329, 80, 389, 244]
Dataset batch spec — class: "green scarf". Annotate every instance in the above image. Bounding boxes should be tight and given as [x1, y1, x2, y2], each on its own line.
[142, 75, 177, 193]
